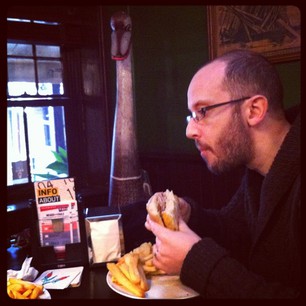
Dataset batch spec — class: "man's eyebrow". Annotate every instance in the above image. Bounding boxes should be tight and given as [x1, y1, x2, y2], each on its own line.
[188, 100, 211, 112]
[193, 100, 209, 109]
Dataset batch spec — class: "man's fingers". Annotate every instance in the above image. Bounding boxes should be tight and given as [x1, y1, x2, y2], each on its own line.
[152, 244, 158, 257]
[147, 217, 165, 237]
[145, 215, 161, 234]
[144, 215, 151, 231]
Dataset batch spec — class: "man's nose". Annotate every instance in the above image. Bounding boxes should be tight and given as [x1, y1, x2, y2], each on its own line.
[186, 120, 200, 139]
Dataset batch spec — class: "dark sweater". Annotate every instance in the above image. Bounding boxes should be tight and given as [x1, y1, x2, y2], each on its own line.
[181, 113, 301, 298]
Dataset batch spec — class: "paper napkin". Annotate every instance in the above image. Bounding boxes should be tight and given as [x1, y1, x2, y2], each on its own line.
[34, 266, 84, 290]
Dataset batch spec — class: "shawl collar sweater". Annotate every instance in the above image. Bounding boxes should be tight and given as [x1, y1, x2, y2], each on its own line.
[181, 113, 300, 298]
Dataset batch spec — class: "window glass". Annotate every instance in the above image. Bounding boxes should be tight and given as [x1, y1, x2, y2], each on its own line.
[7, 38, 67, 186]
[37, 59, 63, 95]
[7, 43, 33, 56]
[7, 58, 36, 96]
[36, 45, 60, 57]
[7, 105, 68, 185]
[7, 107, 29, 185]
[25, 106, 68, 182]
[7, 18, 31, 23]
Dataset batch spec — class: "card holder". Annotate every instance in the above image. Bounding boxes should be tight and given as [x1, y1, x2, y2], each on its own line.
[29, 198, 88, 272]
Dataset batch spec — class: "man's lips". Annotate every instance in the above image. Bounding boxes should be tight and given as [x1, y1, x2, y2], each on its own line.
[195, 141, 208, 152]
[195, 141, 210, 159]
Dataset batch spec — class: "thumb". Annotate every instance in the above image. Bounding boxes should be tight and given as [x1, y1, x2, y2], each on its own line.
[148, 218, 165, 237]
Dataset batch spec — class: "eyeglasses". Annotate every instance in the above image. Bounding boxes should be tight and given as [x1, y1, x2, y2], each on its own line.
[186, 96, 250, 124]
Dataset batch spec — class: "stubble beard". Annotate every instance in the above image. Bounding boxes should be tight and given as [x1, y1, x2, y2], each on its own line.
[206, 111, 253, 175]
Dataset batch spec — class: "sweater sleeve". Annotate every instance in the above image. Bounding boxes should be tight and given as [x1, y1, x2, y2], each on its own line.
[184, 179, 251, 256]
[181, 238, 300, 298]
[181, 172, 300, 298]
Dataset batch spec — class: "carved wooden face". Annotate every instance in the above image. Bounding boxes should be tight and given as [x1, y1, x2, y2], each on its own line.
[111, 11, 132, 60]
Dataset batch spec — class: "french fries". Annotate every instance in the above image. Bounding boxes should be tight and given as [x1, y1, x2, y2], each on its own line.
[107, 262, 146, 298]
[7, 278, 44, 299]
[107, 242, 165, 297]
[133, 242, 165, 276]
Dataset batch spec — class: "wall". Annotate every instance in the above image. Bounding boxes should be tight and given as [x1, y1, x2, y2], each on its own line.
[123, 5, 300, 155]
[131, 5, 209, 155]
[112, 5, 300, 207]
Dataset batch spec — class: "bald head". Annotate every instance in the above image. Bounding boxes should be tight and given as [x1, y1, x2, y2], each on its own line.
[188, 60, 228, 110]
[189, 49, 284, 117]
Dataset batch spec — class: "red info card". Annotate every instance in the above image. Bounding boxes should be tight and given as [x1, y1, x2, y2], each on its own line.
[34, 178, 81, 247]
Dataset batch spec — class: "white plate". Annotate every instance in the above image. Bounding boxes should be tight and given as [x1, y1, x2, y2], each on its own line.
[39, 289, 51, 299]
[106, 271, 199, 299]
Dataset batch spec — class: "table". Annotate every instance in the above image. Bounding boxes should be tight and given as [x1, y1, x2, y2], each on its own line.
[47, 265, 123, 299]
[7, 202, 202, 300]
[7, 245, 122, 299]
[7, 246, 201, 300]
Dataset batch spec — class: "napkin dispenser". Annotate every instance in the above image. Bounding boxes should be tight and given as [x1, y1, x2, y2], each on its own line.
[85, 207, 125, 267]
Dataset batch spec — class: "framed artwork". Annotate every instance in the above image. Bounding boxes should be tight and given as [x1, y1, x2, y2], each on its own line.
[207, 6, 301, 63]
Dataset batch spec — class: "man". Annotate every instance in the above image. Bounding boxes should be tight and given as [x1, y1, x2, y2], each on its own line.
[145, 49, 300, 298]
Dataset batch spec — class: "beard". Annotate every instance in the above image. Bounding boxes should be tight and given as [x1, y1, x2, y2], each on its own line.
[200, 110, 253, 175]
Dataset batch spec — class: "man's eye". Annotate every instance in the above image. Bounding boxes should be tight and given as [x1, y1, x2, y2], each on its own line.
[196, 109, 204, 117]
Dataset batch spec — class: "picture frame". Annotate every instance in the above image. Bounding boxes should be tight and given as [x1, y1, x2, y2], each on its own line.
[207, 5, 301, 63]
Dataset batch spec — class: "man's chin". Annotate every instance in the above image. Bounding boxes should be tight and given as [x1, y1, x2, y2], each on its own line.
[207, 164, 220, 175]
[203, 155, 226, 174]
[201, 156, 218, 174]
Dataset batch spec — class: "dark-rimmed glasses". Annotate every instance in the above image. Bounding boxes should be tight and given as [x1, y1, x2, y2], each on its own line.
[186, 96, 250, 124]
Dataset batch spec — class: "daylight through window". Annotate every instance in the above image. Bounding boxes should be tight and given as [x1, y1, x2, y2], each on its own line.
[7, 21, 69, 186]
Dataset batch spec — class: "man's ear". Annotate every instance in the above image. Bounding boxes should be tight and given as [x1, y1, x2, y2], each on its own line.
[245, 95, 268, 127]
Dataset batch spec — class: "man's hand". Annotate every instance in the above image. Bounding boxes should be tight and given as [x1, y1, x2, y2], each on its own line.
[145, 216, 201, 275]
[177, 197, 192, 223]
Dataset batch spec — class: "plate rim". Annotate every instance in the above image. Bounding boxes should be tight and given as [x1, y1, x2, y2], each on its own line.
[106, 271, 199, 300]
[39, 288, 51, 299]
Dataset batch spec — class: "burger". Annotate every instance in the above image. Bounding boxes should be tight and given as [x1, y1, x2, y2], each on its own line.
[146, 189, 179, 230]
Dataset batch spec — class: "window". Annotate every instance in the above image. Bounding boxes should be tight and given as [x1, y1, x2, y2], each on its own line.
[7, 19, 68, 187]
[7, 6, 112, 206]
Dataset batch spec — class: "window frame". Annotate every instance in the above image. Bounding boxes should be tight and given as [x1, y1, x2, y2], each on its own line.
[7, 42, 72, 202]
[7, 6, 113, 207]
[7, 18, 68, 201]
[7, 5, 115, 207]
